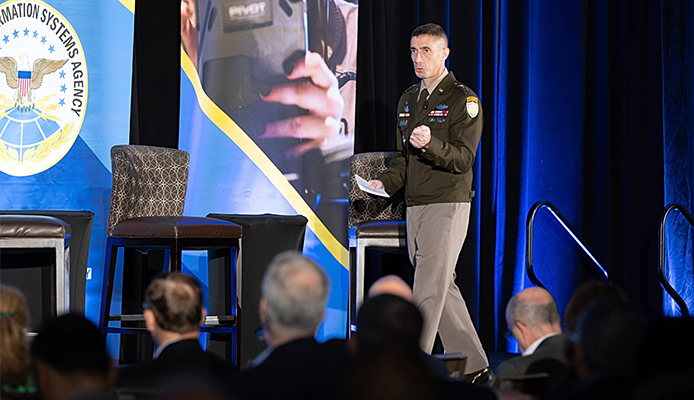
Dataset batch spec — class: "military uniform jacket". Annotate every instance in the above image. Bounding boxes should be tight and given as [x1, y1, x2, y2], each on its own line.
[378, 71, 482, 206]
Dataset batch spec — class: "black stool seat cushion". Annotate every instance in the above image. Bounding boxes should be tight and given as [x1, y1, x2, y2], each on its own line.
[111, 216, 242, 239]
[354, 220, 406, 239]
[0, 215, 71, 238]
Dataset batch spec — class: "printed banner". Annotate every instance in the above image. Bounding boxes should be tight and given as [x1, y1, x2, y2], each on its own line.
[179, 0, 357, 338]
[0, 0, 135, 323]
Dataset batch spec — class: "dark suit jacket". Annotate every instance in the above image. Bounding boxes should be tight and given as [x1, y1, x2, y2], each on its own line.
[496, 334, 567, 376]
[116, 339, 235, 390]
[228, 338, 351, 400]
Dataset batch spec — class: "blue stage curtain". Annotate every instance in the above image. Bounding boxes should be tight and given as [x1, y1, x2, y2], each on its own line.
[477, 0, 585, 351]
[661, 0, 694, 316]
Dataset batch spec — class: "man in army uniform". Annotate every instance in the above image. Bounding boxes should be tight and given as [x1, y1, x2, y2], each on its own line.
[369, 23, 489, 383]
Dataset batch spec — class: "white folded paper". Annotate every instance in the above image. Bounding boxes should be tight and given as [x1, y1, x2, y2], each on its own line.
[355, 174, 389, 198]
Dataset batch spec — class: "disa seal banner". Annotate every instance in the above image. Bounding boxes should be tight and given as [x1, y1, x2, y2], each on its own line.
[0, 0, 135, 321]
[0, 1, 87, 176]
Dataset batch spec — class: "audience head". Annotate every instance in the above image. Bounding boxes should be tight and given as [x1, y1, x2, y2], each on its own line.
[570, 297, 643, 380]
[356, 294, 423, 355]
[563, 281, 628, 335]
[260, 251, 329, 347]
[367, 275, 412, 301]
[0, 285, 32, 390]
[144, 272, 204, 344]
[30, 313, 113, 400]
[505, 287, 561, 352]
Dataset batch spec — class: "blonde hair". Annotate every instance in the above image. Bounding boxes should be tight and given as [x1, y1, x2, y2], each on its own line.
[0, 285, 31, 388]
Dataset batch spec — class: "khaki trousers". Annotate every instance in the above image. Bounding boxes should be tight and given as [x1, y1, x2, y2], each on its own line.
[407, 202, 488, 373]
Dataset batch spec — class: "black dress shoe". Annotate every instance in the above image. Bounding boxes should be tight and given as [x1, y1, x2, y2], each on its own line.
[464, 367, 492, 386]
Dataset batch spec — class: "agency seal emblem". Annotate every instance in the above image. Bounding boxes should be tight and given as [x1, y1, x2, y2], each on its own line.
[0, 0, 86, 176]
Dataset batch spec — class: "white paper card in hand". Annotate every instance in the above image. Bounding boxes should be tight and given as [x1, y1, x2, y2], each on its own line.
[355, 174, 389, 198]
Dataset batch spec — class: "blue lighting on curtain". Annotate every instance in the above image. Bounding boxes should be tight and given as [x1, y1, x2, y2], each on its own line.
[661, 0, 694, 317]
[487, 0, 584, 351]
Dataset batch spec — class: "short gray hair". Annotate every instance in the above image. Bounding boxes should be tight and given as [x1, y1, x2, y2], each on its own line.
[261, 251, 329, 334]
[507, 289, 560, 327]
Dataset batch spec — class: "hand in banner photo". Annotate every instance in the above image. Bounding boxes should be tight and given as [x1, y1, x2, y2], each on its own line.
[180, 0, 197, 69]
[258, 52, 345, 158]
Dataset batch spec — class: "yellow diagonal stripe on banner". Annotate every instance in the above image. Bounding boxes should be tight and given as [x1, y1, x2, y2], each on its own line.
[118, 0, 135, 13]
[181, 48, 349, 269]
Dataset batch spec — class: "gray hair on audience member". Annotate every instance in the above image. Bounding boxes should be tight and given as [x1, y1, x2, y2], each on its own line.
[261, 251, 329, 334]
[507, 289, 560, 327]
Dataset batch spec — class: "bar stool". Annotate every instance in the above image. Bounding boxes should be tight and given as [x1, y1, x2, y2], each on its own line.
[0, 215, 71, 316]
[348, 152, 407, 336]
[98, 145, 242, 364]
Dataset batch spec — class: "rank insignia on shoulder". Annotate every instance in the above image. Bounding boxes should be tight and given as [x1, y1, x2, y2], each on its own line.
[436, 105, 448, 110]
[454, 82, 468, 92]
[466, 97, 479, 118]
[399, 113, 410, 118]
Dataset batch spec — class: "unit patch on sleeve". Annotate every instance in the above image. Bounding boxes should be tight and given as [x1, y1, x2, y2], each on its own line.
[466, 97, 479, 118]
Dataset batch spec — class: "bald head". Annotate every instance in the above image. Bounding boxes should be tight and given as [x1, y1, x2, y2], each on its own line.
[506, 287, 561, 352]
[368, 275, 413, 302]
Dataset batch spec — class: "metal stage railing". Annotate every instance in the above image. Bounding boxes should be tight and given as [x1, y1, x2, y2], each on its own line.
[526, 201, 610, 290]
[658, 203, 694, 316]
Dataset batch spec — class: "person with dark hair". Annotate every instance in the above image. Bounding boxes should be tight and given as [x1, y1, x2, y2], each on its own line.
[344, 294, 497, 400]
[558, 298, 644, 400]
[571, 298, 643, 380]
[228, 251, 350, 400]
[542, 281, 630, 400]
[355, 294, 424, 356]
[562, 281, 628, 336]
[116, 272, 234, 391]
[497, 287, 565, 376]
[30, 314, 115, 400]
[0, 285, 37, 399]
[368, 22, 488, 383]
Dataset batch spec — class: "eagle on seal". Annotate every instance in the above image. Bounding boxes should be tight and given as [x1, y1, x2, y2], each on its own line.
[0, 55, 68, 111]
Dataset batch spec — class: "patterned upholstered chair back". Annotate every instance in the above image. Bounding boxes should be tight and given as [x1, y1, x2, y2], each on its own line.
[348, 152, 405, 228]
[107, 145, 189, 236]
